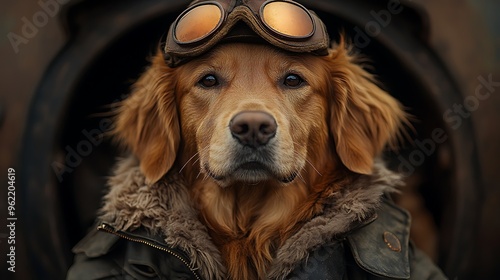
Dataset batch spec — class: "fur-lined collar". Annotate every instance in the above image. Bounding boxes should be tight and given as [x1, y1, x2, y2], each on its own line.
[99, 156, 402, 280]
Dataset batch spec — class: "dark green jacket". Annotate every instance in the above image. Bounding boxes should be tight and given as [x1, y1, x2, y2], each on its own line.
[67, 157, 447, 280]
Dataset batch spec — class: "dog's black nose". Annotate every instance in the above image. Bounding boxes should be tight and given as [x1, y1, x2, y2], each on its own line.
[230, 111, 277, 147]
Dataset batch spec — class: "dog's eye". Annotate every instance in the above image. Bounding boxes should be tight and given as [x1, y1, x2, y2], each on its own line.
[198, 74, 219, 88]
[283, 74, 304, 88]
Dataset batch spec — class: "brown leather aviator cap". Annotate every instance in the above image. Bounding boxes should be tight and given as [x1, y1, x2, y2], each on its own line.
[163, 0, 330, 67]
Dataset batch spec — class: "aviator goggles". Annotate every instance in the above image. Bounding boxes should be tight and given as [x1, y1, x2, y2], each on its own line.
[163, 0, 330, 67]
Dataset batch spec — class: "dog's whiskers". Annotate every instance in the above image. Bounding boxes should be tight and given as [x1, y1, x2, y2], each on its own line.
[304, 158, 322, 176]
[295, 165, 306, 183]
[179, 146, 209, 174]
[291, 147, 322, 177]
[179, 153, 199, 174]
[203, 173, 211, 181]
[192, 157, 201, 166]
[297, 172, 306, 183]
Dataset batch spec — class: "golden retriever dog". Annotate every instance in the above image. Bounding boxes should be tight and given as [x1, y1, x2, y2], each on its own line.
[112, 38, 406, 279]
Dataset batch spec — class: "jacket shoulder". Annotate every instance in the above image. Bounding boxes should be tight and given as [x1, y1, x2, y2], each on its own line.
[67, 225, 201, 280]
[67, 226, 123, 280]
[346, 199, 447, 280]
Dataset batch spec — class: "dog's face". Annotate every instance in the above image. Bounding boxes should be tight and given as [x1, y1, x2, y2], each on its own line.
[175, 43, 329, 187]
[113, 39, 407, 279]
[114, 40, 406, 186]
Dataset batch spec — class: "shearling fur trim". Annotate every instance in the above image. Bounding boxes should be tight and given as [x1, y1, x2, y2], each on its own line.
[99, 157, 402, 280]
[99, 157, 227, 280]
[267, 161, 402, 279]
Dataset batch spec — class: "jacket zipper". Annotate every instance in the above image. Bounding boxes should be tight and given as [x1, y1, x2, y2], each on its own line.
[97, 223, 201, 280]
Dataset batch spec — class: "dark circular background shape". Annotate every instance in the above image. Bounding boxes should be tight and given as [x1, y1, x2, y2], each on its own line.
[19, 0, 482, 278]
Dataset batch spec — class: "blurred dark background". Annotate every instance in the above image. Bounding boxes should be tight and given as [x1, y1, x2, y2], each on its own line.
[1, 0, 499, 279]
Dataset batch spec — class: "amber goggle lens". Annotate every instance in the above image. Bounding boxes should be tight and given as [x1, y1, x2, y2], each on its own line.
[174, 4, 223, 43]
[261, 2, 314, 38]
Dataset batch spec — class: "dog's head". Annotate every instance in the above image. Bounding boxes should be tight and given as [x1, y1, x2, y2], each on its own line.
[113, 38, 406, 186]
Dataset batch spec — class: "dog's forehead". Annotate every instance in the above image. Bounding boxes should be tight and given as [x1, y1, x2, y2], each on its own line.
[201, 43, 320, 78]
[207, 43, 291, 67]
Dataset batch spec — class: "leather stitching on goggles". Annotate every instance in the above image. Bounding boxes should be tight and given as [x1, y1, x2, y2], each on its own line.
[163, 0, 330, 67]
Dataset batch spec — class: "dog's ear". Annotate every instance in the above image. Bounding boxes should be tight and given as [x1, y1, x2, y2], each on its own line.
[326, 39, 407, 174]
[113, 52, 180, 183]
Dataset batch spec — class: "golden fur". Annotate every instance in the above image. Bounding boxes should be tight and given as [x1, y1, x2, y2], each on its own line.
[113, 38, 407, 279]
